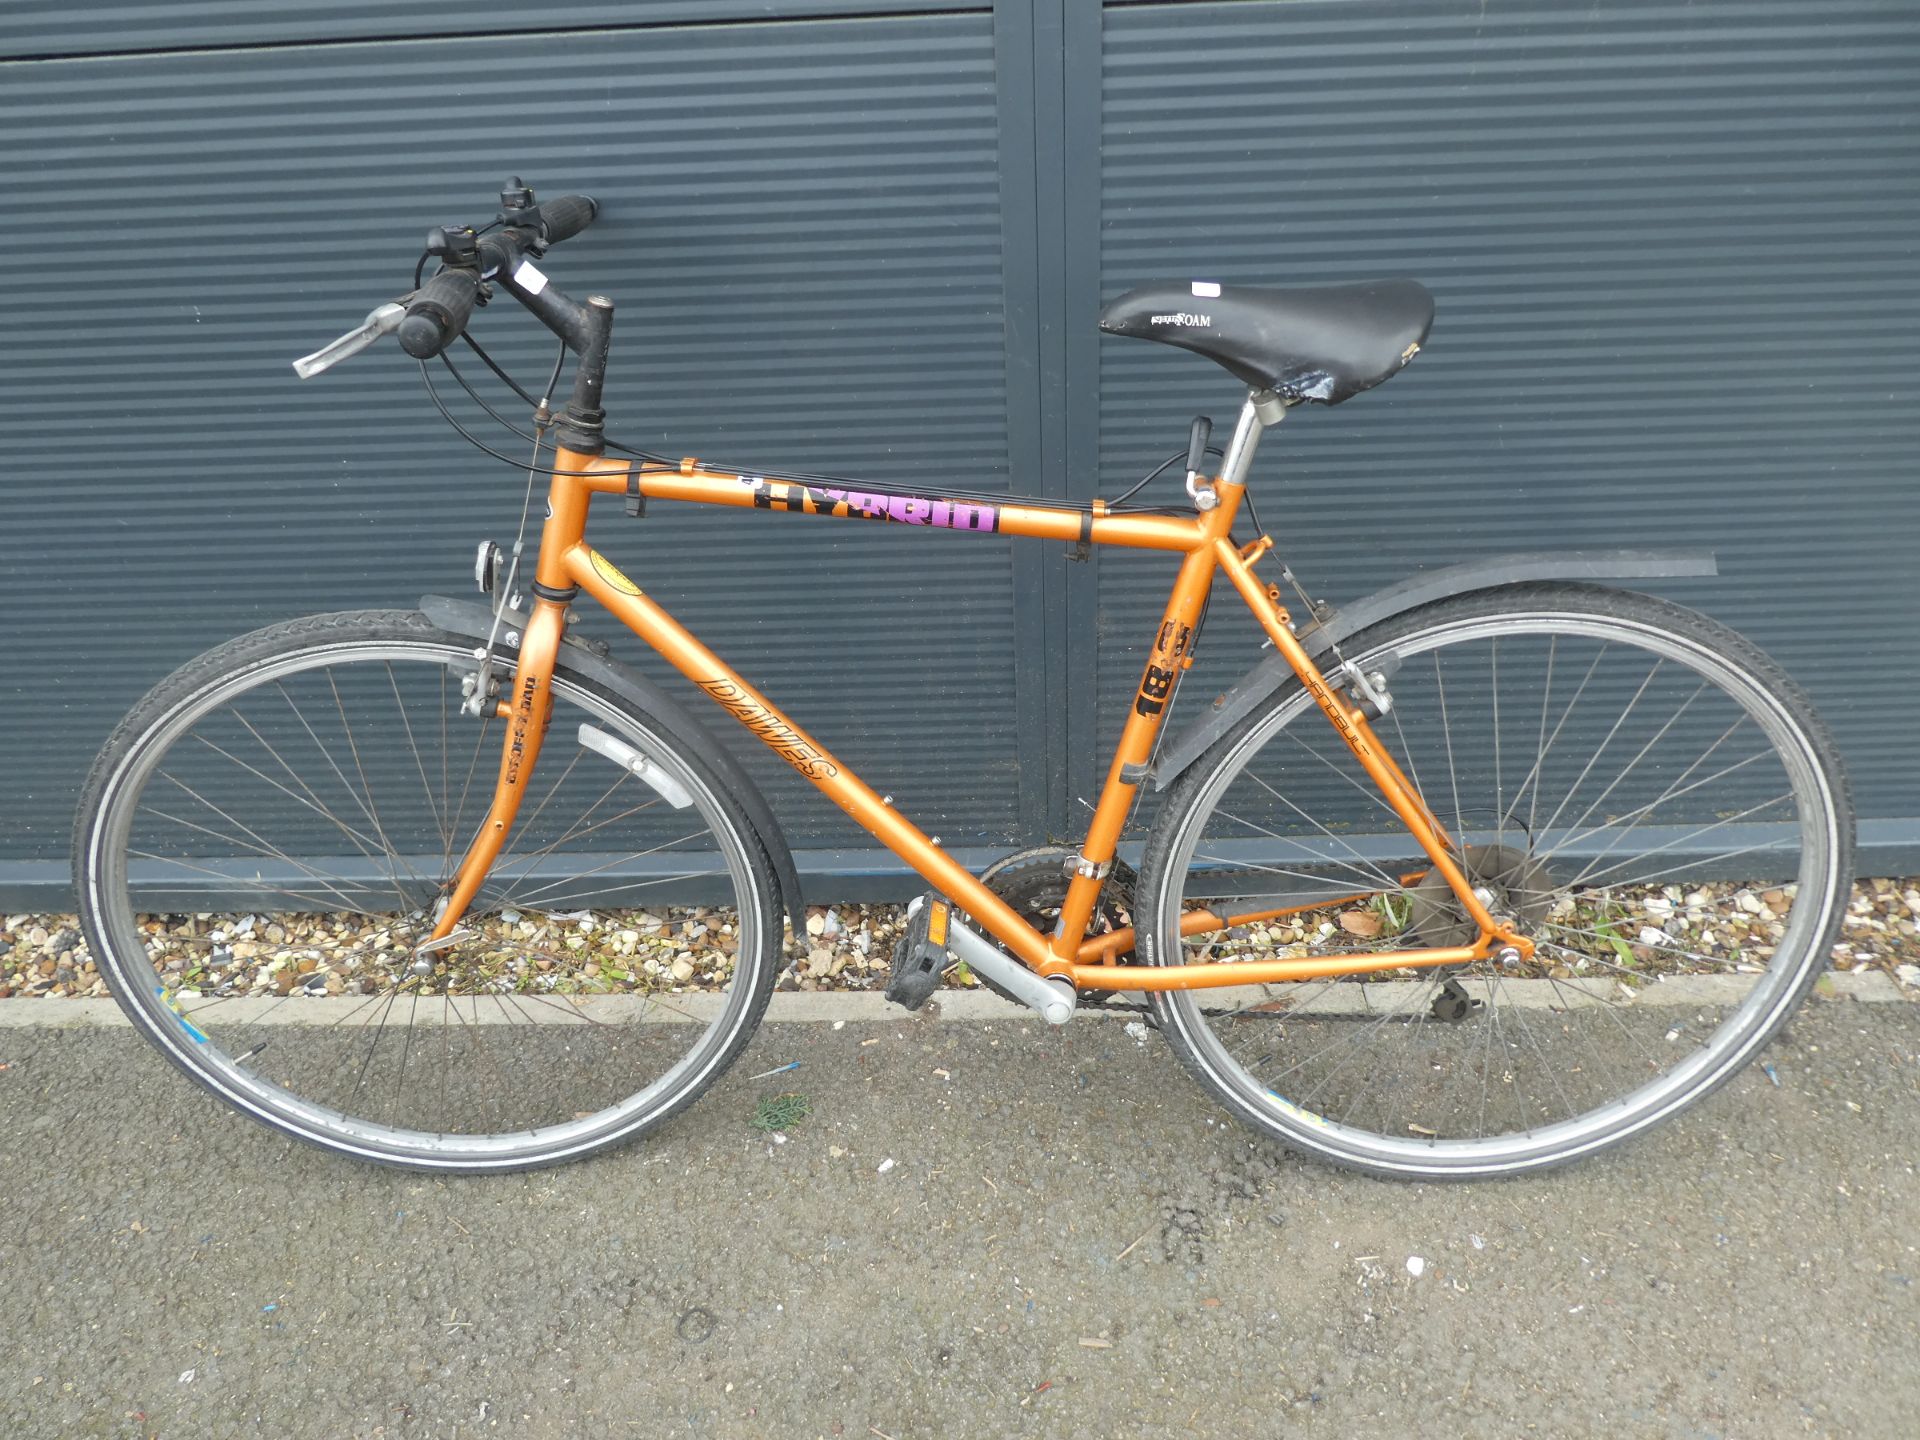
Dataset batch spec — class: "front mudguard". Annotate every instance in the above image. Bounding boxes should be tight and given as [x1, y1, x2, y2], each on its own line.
[1150, 549, 1718, 789]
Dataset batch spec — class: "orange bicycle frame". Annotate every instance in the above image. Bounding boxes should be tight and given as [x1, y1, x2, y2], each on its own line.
[429, 391, 1533, 989]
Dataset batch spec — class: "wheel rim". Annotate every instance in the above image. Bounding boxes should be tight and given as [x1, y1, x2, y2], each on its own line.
[83, 637, 768, 1164]
[1154, 606, 1843, 1173]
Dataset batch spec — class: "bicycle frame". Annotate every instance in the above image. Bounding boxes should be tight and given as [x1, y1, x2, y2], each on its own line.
[428, 393, 1533, 990]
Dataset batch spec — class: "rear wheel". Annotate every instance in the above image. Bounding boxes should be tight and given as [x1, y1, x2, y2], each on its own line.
[75, 610, 783, 1172]
[1137, 584, 1852, 1179]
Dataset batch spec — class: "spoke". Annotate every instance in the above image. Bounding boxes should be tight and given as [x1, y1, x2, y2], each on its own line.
[386, 661, 448, 856]
[437, 990, 517, 1126]
[484, 799, 678, 913]
[1533, 658, 1664, 844]
[1280, 729, 1405, 827]
[1495, 977, 1581, 1126]
[1539, 918, 1764, 973]
[1540, 680, 1711, 855]
[344, 984, 409, 1112]
[1535, 969, 1662, 1084]
[227, 706, 391, 862]
[188, 731, 385, 857]
[482, 774, 643, 902]
[1381, 675, 1445, 843]
[1526, 634, 1558, 837]
[1480, 972, 1532, 1134]
[172, 941, 404, 1018]
[1284, 987, 1440, 1113]
[484, 988, 610, 1104]
[1225, 784, 1406, 893]
[1490, 637, 1503, 834]
[136, 783, 392, 917]
[274, 682, 421, 918]
[442, 712, 496, 886]
[125, 850, 390, 919]
[1431, 650, 1469, 840]
[321, 972, 426, 1032]
[324, 669, 432, 897]
[1472, 959, 1501, 1136]
[496, 865, 716, 914]
[1581, 830, 1798, 896]
[1526, 931, 1672, 985]
[1568, 793, 1796, 890]
[1508, 640, 1609, 835]
[1543, 737, 1767, 871]
[493, 985, 612, 1027]
[1190, 848, 1407, 915]
[491, 747, 590, 873]
[500, 830, 713, 910]
[391, 987, 423, 1128]
[1361, 975, 1447, 1138]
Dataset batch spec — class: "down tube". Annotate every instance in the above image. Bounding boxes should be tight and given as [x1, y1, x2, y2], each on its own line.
[565, 545, 1058, 973]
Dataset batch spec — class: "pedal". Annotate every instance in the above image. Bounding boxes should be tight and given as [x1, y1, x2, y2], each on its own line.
[884, 895, 952, 1011]
[1429, 976, 1484, 1023]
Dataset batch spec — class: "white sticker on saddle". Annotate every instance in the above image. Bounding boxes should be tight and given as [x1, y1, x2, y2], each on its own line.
[1191, 280, 1222, 298]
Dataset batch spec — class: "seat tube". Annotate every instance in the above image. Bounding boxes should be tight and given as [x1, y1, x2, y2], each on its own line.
[1051, 391, 1282, 962]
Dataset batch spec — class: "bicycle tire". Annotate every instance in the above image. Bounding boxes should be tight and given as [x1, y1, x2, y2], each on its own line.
[74, 610, 784, 1173]
[1137, 583, 1853, 1179]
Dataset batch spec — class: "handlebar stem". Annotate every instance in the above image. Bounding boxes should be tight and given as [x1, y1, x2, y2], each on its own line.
[555, 295, 614, 455]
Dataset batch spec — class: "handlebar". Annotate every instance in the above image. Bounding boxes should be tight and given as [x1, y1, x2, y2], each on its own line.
[294, 180, 599, 374]
[397, 190, 599, 360]
[534, 193, 597, 248]
[397, 269, 481, 358]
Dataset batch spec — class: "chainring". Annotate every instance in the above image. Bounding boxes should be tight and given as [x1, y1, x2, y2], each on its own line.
[951, 846, 1138, 1009]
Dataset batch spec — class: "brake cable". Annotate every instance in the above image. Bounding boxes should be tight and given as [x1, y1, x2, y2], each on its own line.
[461, 343, 570, 715]
[424, 313, 1206, 515]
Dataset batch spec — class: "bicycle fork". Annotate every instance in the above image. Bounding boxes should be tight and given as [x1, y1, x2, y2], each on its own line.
[429, 595, 568, 940]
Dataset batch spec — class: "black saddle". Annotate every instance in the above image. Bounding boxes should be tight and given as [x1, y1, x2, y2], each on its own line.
[1097, 279, 1434, 406]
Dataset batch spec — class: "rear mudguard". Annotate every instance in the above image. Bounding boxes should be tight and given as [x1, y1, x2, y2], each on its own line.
[1151, 549, 1718, 789]
[418, 595, 803, 937]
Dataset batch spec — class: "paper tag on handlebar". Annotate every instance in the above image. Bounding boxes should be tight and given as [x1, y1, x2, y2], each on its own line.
[512, 257, 550, 296]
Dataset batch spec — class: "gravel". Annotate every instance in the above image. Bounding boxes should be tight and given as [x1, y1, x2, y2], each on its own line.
[5, 878, 1917, 1003]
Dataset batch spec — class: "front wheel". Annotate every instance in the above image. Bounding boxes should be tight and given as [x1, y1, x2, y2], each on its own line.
[74, 610, 784, 1173]
[1137, 583, 1852, 1179]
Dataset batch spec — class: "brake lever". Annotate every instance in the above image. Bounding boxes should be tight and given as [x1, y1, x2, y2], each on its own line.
[291, 300, 410, 379]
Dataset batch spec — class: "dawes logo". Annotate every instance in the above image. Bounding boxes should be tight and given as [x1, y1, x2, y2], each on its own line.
[1150, 311, 1213, 327]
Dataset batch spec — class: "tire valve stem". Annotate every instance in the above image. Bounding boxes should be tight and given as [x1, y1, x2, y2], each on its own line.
[232, 1041, 270, 1067]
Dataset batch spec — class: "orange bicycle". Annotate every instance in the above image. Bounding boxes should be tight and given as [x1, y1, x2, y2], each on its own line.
[75, 181, 1852, 1176]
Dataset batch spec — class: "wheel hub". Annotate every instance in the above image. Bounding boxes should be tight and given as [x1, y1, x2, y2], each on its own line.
[1408, 842, 1555, 949]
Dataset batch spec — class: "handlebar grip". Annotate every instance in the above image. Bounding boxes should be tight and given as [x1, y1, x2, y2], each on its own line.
[397, 268, 481, 359]
[536, 194, 598, 247]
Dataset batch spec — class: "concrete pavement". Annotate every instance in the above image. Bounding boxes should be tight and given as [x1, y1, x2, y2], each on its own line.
[1, 994, 1916, 1438]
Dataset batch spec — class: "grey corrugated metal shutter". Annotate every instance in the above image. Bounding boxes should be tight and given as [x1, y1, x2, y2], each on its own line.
[1, 7, 1040, 901]
[1084, 1, 1919, 862]
[4, 1, 1917, 903]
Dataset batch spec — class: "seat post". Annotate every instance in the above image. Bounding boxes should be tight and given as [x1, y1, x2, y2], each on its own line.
[1217, 387, 1288, 490]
